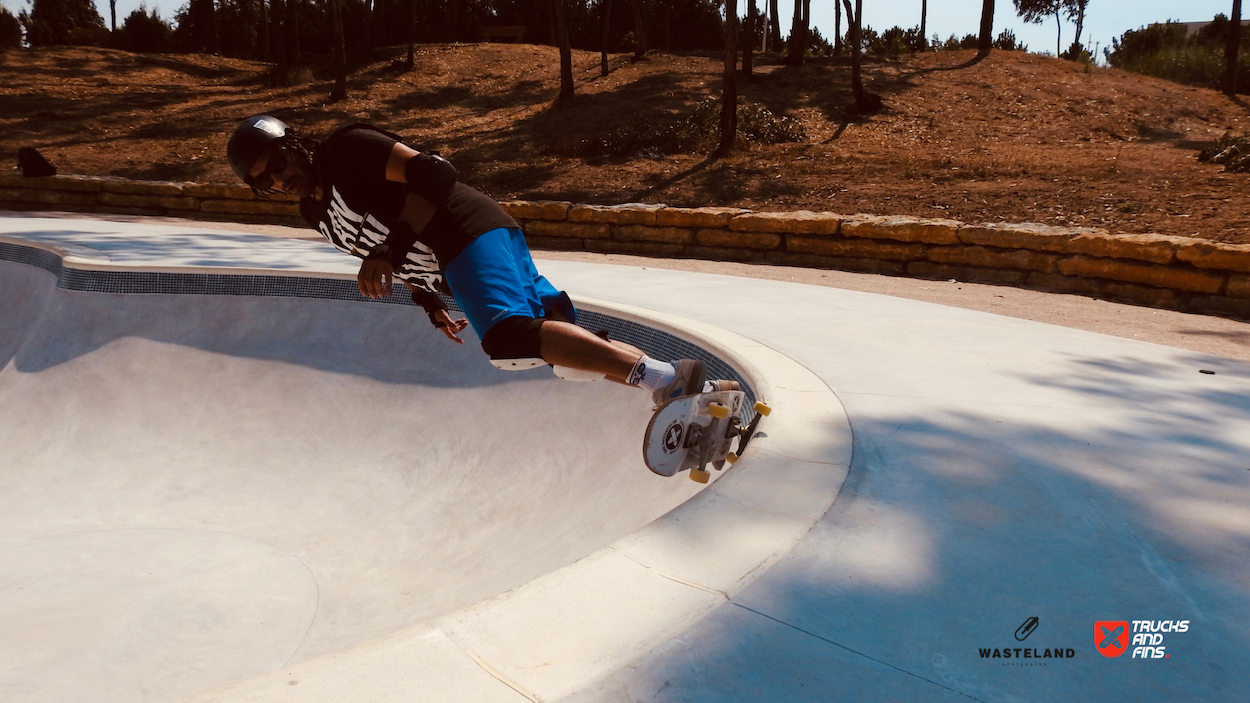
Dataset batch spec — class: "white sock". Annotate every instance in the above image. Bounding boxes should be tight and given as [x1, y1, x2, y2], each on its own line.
[627, 356, 675, 392]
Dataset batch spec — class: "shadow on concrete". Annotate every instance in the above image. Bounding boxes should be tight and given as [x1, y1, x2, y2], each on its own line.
[1, 255, 508, 389]
[569, 349, 1250, 702]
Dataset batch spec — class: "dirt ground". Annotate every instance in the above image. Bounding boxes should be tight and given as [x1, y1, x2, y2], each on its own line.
[2, 43, 1249, 243]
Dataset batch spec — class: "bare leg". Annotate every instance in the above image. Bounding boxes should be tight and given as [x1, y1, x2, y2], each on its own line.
[539, 321, 641, 383]
[539, 321, 731, 394]
[602, 340, 646, 385]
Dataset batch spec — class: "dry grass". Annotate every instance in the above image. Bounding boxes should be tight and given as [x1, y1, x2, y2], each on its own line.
[2, 44, 1248, 243]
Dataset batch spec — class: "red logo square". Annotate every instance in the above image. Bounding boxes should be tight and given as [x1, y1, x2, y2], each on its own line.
[1095, 620, 1129, 658]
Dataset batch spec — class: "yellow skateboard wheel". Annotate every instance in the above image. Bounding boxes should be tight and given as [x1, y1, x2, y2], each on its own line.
[708, 403, 730, 419]
[726, 452, 740, 464]
[753, 401, 772, 416]
[690, 468, 712, 484]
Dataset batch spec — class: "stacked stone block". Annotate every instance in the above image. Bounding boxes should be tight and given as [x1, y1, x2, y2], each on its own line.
[0, 173, 302, 226]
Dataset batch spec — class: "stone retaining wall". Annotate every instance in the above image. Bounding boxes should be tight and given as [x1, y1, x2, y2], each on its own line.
[4, 173, 1249, 320]
[0, 173, 306, 226]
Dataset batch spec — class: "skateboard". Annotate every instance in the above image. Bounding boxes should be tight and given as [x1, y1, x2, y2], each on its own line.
[643, 389, 771, 483]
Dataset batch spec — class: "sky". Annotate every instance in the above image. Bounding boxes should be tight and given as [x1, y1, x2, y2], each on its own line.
[2, 0, 1242, 63]
[811, 1, 1243, 62]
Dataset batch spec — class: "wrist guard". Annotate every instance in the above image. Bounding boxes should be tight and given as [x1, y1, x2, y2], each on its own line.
[410, 287, 449, 326]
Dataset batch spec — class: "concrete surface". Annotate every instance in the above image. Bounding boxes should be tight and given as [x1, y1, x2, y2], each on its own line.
[0, 217, 849, 703]
[540, 260, 1250, 703]
[2, 214, 1249, 702]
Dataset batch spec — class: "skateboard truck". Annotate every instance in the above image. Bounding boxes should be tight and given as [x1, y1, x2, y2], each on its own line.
[644, 390, 772, 482]
[688, 399, 772, 484]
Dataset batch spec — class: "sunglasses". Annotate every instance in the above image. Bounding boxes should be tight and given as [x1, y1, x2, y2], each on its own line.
[249, 147, 292, 192]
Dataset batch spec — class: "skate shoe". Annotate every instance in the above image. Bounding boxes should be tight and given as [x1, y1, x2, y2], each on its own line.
[703, 379, 740, 393]
[652, 359, 706, 405]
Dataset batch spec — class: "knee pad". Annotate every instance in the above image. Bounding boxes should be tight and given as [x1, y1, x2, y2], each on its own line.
[481, 315, 546, 364]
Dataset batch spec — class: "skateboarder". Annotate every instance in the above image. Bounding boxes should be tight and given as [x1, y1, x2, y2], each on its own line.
[226, 115, 733, 403]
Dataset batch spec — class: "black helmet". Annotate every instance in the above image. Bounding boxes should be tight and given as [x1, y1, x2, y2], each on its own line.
[227, 115, 292, 182]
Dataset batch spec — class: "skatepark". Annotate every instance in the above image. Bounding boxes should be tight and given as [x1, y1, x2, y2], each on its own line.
[2, 213, 1249, 702]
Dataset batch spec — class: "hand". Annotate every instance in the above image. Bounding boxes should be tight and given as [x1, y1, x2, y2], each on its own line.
[431, 309, 468, 344]
[357, 256, 393, 299]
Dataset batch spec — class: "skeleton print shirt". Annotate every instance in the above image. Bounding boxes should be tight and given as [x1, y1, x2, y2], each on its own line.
[300, 124, 518, 314]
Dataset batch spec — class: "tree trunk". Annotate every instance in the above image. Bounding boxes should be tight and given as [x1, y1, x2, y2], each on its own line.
[977, 0, 993, 58]
[109, 0, 116, 32]
[546, 0, 556, 45]
[803, 0, 811, 50]
[786, 0, 803, 65]
[601, 0, 613, 77]
[920, 0, 926, 52]
[843, 0, 861, 97]
[363, 0, 373, 53]
[1228, 0, 1244, 95]
[719, 0, 738, 153]
[406, 0, 416, 69]
[261, 0, 271, 61]
[207, 0, 221, 55]
[842, 0, 879, 112]
[329, 0, 348, 101]
[554, 0, 574, 100]
[272, 0, 289, 83]
[631, 0, 647, 60]
[447, 0, 458, 43]
[1073, 3, 1085, 49]
[288, 0, 301, 65]
[744, 0, 756, 76]
[1054, 11, 1062, 57]
[834, 0, 841, 55]
[662, 2, 672, 50]
[768, 0, 780, 51]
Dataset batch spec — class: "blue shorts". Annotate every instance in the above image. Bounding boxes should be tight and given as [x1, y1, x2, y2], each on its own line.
[443, 227, 577, 339]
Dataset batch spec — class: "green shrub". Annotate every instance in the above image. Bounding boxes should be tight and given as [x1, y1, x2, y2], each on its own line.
[1062, 41, 1093, 65]
[119, 6, 173, 53]
[1108, 16, 1249, 93]
[940, 33, 979, 51]
[585, 98, 806, 158]
[1199, 131, 1250, 172]
[736, 101, 808, 144]
[864, 25, 925, 55]
[806, 26, 836, 57]
[993, 29, 1026, 52]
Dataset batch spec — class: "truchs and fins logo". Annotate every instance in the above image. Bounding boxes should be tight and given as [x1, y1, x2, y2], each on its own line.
[1094, 621, 1129, 659]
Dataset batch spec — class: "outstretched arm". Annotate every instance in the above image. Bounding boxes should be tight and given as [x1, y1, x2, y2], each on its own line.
[403, 280, 468, 344]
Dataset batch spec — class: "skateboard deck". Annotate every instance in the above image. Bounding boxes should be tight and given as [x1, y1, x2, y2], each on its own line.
[643, 390, 771, 483]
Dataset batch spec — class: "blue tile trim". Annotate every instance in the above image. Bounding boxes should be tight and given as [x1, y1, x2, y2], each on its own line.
[0, 240, 755, 407]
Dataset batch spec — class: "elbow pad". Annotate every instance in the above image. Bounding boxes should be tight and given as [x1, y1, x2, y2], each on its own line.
[404, 152, 458, 205]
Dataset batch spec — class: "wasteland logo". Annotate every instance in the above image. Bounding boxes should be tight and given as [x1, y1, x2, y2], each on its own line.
[979, 618, 1076, 665]
[1015, 617, 1039, 641]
